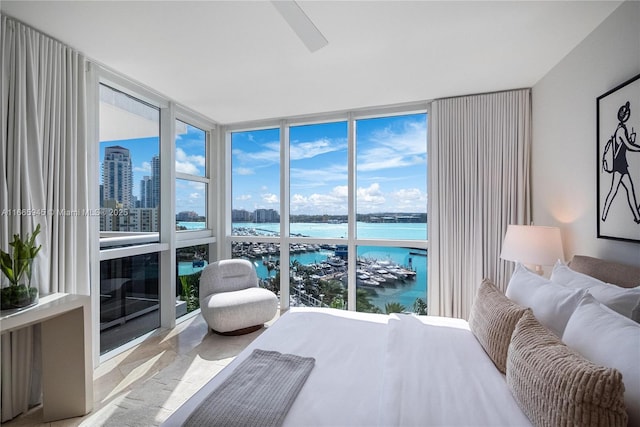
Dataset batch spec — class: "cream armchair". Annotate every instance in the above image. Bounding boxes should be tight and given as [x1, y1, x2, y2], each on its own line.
[199, 259, 278, 335]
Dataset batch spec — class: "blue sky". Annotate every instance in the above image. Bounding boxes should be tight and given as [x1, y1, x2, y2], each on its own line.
[100, 114, 427, 217]
[232, 113, 427, 215]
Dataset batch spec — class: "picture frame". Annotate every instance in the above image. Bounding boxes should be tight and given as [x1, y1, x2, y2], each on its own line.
[596, 73, 640, 243]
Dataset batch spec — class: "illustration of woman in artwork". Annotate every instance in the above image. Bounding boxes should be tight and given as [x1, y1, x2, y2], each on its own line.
[601, 101, 640, 224]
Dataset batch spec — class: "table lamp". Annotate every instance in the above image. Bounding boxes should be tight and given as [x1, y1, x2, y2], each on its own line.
[500, 225, 564, 275]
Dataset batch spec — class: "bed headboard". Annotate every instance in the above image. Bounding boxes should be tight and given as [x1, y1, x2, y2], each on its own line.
[568, 255, 640, 288]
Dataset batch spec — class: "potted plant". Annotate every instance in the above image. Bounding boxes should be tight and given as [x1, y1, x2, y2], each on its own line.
[1, 224, 41, 311]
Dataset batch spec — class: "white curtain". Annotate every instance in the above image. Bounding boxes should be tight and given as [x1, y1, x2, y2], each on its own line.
[1, 15, 90, 421]
[428, 89, 531, 320]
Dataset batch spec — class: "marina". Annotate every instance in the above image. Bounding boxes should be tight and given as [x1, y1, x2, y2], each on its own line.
[177, 221, 427, 312]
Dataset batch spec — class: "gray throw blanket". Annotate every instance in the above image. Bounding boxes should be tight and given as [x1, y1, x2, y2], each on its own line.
[183, 349, 315, 427]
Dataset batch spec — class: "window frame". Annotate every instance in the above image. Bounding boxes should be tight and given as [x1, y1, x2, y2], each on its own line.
[90, 67, 217, 364]
[225, 104, 429, 313]
[174, 111, 214, 242]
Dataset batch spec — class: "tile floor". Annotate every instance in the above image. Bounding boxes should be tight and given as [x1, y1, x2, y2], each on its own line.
[2, 312, 279, 427]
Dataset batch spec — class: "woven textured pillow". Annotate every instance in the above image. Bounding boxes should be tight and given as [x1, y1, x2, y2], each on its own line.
[468, 278, 529, 373]
[506, 311, 627, 426]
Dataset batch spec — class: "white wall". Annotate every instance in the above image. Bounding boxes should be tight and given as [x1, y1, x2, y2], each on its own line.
[532, 0, 640, 267]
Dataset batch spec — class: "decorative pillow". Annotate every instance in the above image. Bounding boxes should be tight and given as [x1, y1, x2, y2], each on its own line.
[468, 278, 529, 373]
[551, 261, 640, 322]
[506, 311, 628, 426]
[563, 295, 640, 426]
[505, 263, 586, 336]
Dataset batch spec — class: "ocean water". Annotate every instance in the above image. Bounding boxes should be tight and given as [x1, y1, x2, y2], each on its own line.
[177, 221, 428, 311]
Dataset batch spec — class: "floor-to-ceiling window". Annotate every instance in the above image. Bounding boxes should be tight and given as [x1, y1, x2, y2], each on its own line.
[97, 79, 215, 356]
[230, 127, 281, 297]
[99, 83, 162, 353]
[355, 113, 428, 314]
[228, 109, 427, 314]
[175, 119, 212, 319]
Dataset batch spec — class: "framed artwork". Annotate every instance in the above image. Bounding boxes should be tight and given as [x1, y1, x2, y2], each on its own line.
[597, 73, 640, 243]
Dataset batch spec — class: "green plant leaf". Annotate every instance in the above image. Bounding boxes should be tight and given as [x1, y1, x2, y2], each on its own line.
[0, 251, 16, 284]
[0, 224, 42, 286]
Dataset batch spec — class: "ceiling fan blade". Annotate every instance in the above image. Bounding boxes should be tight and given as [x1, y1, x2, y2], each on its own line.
[271, 1, 328, 52]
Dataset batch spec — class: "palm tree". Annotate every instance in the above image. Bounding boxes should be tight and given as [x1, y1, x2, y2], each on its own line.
[355, 289, 380, 313]
[385, 302, 406, 314]
[413, 297, 427, 315]
[315, 279, 344, 309]
[266, 262, 275, 278]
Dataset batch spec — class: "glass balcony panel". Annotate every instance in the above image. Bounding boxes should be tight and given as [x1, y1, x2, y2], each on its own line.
[176, 244, 209, 318]
[99, 252, 160, 354]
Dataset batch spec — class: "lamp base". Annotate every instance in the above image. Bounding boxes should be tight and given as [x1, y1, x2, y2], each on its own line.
[524, 264, 544, 275]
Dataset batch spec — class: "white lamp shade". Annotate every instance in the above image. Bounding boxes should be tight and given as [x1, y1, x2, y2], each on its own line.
[500, 225, 564, 266]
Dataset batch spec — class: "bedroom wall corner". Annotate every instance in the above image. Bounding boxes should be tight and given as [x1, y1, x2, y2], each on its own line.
[531, 0, 640, 267]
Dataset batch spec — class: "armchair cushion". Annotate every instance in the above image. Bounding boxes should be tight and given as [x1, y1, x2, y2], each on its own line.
[201, 287, 278, 334]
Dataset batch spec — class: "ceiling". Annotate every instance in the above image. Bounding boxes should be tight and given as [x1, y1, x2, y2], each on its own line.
[1, 1, 622, 124]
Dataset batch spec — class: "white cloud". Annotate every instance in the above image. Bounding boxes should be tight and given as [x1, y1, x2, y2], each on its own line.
[290, 186, 349, 215]
[357, 183, 386, 206]
[234, 141, 280, 165]
[390, 188, 427, 211]
[288, 183, 426, 215]
[175, 147, 205, 175]
[235, 136, 345, 169]
[262, 193, 279, 204]
[235, 167, 255, 176]
[332, 185, 348, 198]
[176, 147, 205, 166]
[176, 161, 199, 175]
[133, 161, 151, 173]
[358, 118, 427, 172]
[290, 166, 347, 189]
[236, 194, 252, 201]
[289, 138, 346, 161]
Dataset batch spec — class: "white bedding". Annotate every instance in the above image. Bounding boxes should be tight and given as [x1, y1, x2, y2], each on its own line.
[163, 307, 531, 427]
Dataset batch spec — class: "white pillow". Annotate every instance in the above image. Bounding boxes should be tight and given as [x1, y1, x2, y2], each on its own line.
[563, 295, 640, 426]
[505, 263, 586, 337]
[551, 261, 640, 322]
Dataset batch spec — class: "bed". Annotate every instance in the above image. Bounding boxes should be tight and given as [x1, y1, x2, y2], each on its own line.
[163, 255, 640, 427]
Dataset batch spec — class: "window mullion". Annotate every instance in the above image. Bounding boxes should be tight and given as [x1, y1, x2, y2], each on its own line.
[347, 112, 357, 311]
[280, 120, 290, 311]
[159, 104, 177, 328]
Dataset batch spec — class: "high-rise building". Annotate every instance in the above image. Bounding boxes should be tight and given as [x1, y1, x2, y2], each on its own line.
[254, 209, 280, 223]
[102, 146, 133, 208]
[138, 155, 159, 209]
[151, 155, 160, 208]
[140, 176, 153, 208]
[232, 209, 252, 222]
